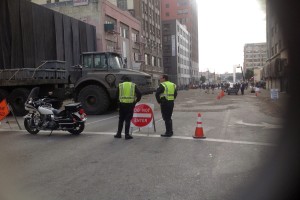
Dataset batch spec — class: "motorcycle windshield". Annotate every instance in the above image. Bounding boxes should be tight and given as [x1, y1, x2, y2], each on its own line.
[27, 87, 40, 100]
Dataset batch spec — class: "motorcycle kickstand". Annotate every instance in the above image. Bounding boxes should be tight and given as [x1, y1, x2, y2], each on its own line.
[48, 130, 53, 136]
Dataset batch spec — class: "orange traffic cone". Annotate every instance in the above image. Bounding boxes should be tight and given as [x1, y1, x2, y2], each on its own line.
[221, 90, 225, 97]
[193, 113, 206, 139]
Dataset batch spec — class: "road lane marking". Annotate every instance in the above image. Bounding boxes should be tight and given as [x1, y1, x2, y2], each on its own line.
[85, 115, 118, 125]
[0, 129, 275, 147]
[85, 132, 276, 146]
[236, 120, 282, 129]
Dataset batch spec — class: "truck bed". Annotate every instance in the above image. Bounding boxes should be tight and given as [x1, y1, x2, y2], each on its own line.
[0, 68, 68, 86]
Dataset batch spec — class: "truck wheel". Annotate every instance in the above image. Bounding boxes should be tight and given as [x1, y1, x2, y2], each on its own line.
[0, 89, 8, 101]
[78, 85, 110, 115]
[8, 88, 30, 116]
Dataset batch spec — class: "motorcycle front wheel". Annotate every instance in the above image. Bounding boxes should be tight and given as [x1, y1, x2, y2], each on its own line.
[24, 118, 39, 134]
[68, 115, 85, 135]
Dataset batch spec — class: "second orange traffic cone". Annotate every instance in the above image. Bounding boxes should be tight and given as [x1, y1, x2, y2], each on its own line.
[193, 113, 206, 139]
[221, 89, 225, 97]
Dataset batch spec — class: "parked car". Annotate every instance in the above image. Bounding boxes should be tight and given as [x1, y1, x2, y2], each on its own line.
[227, 83, 239, 95]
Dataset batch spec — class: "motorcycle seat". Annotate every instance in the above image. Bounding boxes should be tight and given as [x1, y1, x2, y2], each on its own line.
[52, 109, 63, 116]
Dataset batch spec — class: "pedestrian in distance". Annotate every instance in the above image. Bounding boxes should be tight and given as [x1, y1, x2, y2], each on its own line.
[241, 82, 245, 95]
[155, 74, 177, 137]
[114, 76, 142, 140]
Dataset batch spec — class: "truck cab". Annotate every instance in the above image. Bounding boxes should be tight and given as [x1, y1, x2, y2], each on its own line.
[72, 52, 154, 115]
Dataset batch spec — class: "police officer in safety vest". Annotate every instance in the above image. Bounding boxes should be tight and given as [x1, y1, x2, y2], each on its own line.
[155, 74, 177, 137]
[114, 76, 142, 140]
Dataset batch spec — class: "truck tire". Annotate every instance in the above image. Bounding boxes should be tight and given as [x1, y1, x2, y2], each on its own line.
[77, 85, 110, 115]
[8, 88, 30, 116]
[0, 89, 8, 101]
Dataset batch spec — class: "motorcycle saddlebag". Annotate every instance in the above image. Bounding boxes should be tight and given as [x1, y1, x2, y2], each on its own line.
[65, 103, 82, 112]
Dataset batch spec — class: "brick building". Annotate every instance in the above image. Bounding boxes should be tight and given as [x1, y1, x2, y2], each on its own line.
[31, 0, 143, 71]
[264, 0, 289, 92]
[108, 0, 163, 88]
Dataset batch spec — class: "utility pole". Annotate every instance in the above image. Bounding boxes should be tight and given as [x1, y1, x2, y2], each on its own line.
[213, 69, 215, 83]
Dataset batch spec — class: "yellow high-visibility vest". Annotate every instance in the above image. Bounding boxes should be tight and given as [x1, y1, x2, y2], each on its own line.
[119, 82, 136, 103]
[160, 81, 176, 100]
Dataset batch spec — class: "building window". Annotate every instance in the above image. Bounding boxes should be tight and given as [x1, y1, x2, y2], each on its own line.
[157, 58, 161, 67]
[177, 9, 188, 15]
[275, 43, 279, 54]
[145, 54, 148, 65]
[152, 56, 155, 66]
[120, 23, 129, 39]
[117, 0, 128, 10]
[132, 29, 139, 43]
[166, 12, 169, 17]
[166, 3, 169, 8]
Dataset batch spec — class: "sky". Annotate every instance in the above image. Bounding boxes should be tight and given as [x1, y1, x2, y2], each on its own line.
[197, 0, 266, 74]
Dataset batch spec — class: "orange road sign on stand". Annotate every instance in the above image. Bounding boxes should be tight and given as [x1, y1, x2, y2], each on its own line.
[0, 99, 10, 121]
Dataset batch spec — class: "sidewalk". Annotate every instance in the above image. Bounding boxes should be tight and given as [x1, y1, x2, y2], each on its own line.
[249, 88, 288, 117]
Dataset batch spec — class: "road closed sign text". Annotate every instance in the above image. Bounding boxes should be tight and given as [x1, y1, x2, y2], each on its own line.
[131, 103, 154, 128]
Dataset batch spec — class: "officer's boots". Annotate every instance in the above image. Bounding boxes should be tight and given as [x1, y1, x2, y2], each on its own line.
[161, 120, 173, 137]
[114, 121, 123, 138]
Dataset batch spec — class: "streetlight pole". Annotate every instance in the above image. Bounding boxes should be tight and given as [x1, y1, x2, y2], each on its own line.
[237, 64, 245, 82]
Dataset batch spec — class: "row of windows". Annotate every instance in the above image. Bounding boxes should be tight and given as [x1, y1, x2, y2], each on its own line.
[177, 25, 189, 40]
[244, 54, 267, 58]
[245, 63, 264, 67]
[165, 11, 188, 17]
[178, 68, 197, 76]
[165, 1, 190, 8]
[178, 57, 190, 66]
[178, 46, 189, 57]
[245, 45, 266, 51]
[142, 2, 161, 25]
[143, 0, 160, 8]
[245, 59, 267, 62]
[178, 36, 189, 49]
[143, 20, 161, 38]
[144, 54, 161, 67]
[178, 67, 190, 75]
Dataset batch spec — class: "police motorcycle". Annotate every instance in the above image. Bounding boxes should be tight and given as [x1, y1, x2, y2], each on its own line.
[24, 87, 87, 135]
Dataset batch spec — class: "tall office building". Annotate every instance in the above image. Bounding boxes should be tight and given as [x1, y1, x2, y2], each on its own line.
[109, 0, 163, 88]
[161, 0, 199, 77]
[162, 20, 191, 87]
[243, 43, 267, 82]
[244, 43, 267, 71]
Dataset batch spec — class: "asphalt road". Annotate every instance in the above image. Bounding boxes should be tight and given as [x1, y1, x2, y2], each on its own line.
[0, 88, 283, 200]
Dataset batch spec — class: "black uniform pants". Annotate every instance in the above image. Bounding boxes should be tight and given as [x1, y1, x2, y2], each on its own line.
[160, 101, 174, 134]
[117, 103, 135, 135]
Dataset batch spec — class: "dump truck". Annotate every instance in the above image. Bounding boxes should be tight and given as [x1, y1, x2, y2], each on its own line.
[0, 0, 154, 116]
